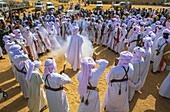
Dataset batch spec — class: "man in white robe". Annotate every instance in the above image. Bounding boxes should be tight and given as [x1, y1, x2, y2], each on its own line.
[151, 21, 161, 31]
[102, 20, 109, 46]
[127, 18, 136, 38]
[118, 23, 127, 53]
[103, 51, 140, 112]
[112, 22, 122, 53]
[65, 26, 84, 71]
[129, 47, 145, 101]
[66, 19, 72, 37]
[54, 18, 62, 41]
[159, 50, 170, 98]
[93, 20, 102, 45]
[33, 27, 45, 56]
[4, 40, 15, 54]
[159, 72, 170, 98]
[26, 60, 47, 112]
[152, 29, 170, 73]
[13, 29, 28, 54]
[78, 57, 108, 112]
[151, 25, 165, 62]
[46, 22, 61, 50]
[38, 24, 51, 51]
[9, 44, 30, 98]
[140, 37, 153, 89]
[127, 26, 141, 52]
[107, 18, 117, 49]
[5, 41, 18, 80]
[141, 27, 152, 38]
[23, 27, 38, 60]
[88, 19, 96, 41]
[43, 58, 71, 112]
[81, 18, 89, 37]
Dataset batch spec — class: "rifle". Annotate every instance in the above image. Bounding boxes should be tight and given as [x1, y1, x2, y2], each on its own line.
[60, 61, 66, 74]
[92, 52, 97, 61]
[37, 31, 47, 50]
[14, 39, 28, 54]
[63, 24, 67, 40]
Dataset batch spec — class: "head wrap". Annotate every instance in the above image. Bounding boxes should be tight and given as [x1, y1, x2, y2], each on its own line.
[122, 23, 127, 29]
[78, 57, 96, 95]
[9, 44, 21, 53]
[133, 47, 145, 60]
[117, 51, 133, 66]
[73, 26, 79, 35]
[25, 60, 42, 82]
[3, 35, 10, 42]
[133, 25, 141, 33]
[44, 58, 57, 75]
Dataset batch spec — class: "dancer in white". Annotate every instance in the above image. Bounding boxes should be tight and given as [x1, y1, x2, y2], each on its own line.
[43, 58, 71, 112]
[78, 57, 108, 112]
[103, 51, 140, 112]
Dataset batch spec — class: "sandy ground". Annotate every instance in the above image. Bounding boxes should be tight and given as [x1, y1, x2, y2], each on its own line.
[0, 2, 170, 112]
[0, 44, 170, 112]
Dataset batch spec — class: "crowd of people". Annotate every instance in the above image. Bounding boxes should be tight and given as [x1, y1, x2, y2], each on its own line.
[0, 4, 170, 112]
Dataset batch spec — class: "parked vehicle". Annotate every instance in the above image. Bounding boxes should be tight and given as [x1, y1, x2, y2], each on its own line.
[163, 2, 170, 6]
[46, 2, 55, 11]
[0, 1, 10, 13]
[0, 0, 29, 13]
[59, 0, 69, 3]
[96, 1, 103, 9]
[35, 1, 44, 11]
[112, 1, 131, 10]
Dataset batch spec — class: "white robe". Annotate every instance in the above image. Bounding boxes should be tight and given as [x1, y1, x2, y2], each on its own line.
[0, 46, 3, 57]
[118, 28, 127, 53]
[54, 22, 62, 41]
[38, 26, 51, 50]
[102, 24, 109, 46]
[28, 70, 47, 112]
[151, 30, 163, 61]
[88, 22, 96, 41]
[81, 21, 89, 37]
[128, 33, 138, 52]
[66, 34, 84, 71]
[8, 52, 18, 81]
[94, 23, 102, 45]
[103, 64, 134, 112]
[12, 54, 30, 98]
[139, 47, 151, 89]
[113, 27, 122, 52]
[129, 58, 144, 101]
[14, 38, 28, 54]
[24, 32, 38, 60]
[107, 29, 115, 49]
[153, 37, 167, 72]
[43, 73, 71, 112]
[33, 32, 45, 54]
[78, 60, 108, 112]
[47, 26, 61, 50]
[159, 72, 170, 98]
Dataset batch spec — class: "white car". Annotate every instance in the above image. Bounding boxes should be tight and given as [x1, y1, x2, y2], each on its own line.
[35, 1, 44, 11]
[0, 1, 10, 13]
[96, 1, 103, 9]
[163, 2, 170, 6]
[46, 2, 55, 11]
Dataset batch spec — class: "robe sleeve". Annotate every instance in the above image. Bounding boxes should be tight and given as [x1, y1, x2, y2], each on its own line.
[91, 59, 108, 83]
[56, 73, 71, 85]
[37, 73, 43, 85]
